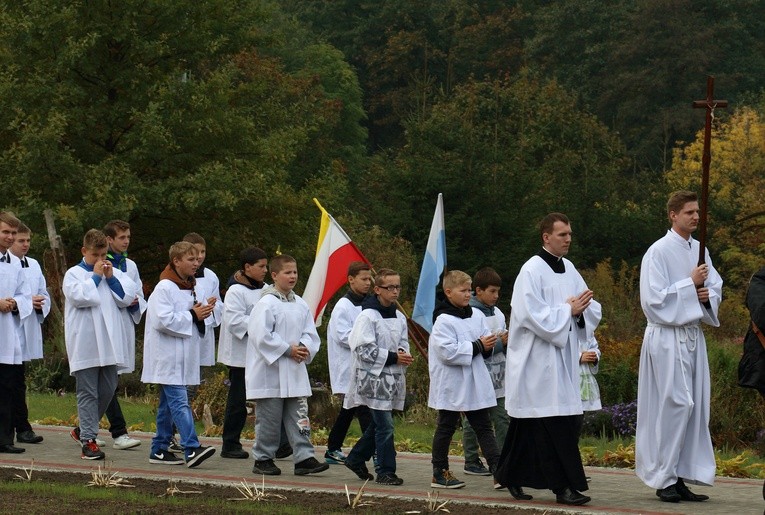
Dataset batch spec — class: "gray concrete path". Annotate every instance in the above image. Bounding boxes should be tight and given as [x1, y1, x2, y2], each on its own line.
[0, 425, 763, 514]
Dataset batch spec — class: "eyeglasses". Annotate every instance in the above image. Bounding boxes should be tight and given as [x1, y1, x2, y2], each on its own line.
[378, 285, 402, 292]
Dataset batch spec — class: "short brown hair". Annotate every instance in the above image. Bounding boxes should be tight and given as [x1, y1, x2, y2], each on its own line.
[442, 270, 471, 290]
[539, 212, 570, 238]
[270, 254, 296, 274]
[169, 241, 198, 262]
[183, 232, 206, 246]
[16, 222, 31, 235]
[348, 261, 371, 277]
[0, 212, 21, 228]
[103, 219, 130, 238]
[667, 190, 698, 221]
[473, 267, 501, 290]
[374, 268, 399, 287]
[82, 229, 108, 250]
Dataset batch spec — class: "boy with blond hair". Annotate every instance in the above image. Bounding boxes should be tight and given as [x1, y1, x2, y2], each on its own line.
[428, 270, 500, 488]
[142, 241, 216, 468]
[9, 222, 49, 445]
[64, 229, 139, 460]
[246, 254, 328, 476]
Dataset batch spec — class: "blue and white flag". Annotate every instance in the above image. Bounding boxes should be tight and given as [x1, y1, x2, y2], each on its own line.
[412, 193, 446, 333]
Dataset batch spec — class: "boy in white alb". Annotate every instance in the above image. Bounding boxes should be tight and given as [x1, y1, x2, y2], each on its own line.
[218, 246, 268, 459]
[428, 270, 500, 489]
[246, 254, 328, 476]
[343, 268, 413, 486]
[100, 219, 145, 450]
[325, 261, 373, 464]
[462, 267, 510, 479]
[9, 223, 49, 445]
[0, 212, 33, 454]
[141, 241, 216, 468]
[64, 229, 139, 460]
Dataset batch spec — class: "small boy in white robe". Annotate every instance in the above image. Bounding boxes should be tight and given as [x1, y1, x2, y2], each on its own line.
[142, 241, 216, 468]
[218, 246, 268, 459]
[64, 229, 139, 460]
[246, 254, 328, 476]
[325, 261, 373, 464]
[428, 270, 499, 489]
[462, 267, 511, 479]
[342, 268, 413, 486]
[9, 223, 49, 445]
[99, 219, 145, 451]
[0, 212, 33, 455]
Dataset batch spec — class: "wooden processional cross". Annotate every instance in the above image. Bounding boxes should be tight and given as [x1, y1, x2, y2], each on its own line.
[692, 76, 727, 266]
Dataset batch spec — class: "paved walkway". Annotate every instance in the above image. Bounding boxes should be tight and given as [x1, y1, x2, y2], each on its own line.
[1, 425, 763, 514]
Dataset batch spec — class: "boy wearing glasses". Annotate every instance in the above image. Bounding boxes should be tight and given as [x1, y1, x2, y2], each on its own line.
[428, 270, 500, 489]
[343, 269, 413, 486]
[141, 241, 216, 468]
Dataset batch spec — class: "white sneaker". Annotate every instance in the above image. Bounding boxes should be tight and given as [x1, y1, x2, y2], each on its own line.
[113, 434, 141, 450]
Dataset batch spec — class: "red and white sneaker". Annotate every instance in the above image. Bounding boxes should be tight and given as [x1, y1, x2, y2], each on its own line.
[81, 439, 105, 460]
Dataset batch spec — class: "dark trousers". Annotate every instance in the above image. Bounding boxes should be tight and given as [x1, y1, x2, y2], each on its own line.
[9, 363, 32, 434]
[494, 415, 588, 493]
[104, 385, 128, 438]
[0, 364, 15, 445]
[327, 403, 371, 452]
[432, 408, 499, 471]
[222, 366, 247, 450]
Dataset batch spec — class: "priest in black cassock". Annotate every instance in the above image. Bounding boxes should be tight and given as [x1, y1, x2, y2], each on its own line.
[494, 213, 599, 506]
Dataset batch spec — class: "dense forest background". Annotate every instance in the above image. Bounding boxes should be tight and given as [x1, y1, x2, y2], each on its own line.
[1, 0, 764, 324]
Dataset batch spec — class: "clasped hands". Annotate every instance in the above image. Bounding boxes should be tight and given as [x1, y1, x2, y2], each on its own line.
[567, 289, 594, 316]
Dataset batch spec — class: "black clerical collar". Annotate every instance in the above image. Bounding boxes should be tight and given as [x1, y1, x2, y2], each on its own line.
[361, 294, 398, 318]
[344, 289, 367, 307]
[538, 247, 565, 274]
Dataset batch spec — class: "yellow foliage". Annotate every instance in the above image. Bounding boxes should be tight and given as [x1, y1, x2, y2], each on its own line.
[715, 450, 765, 479]
[601, 443, 635, 468]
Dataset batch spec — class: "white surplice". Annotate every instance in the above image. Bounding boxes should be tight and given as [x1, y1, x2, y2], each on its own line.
[343, 308, 409, 411]
[115, 258, 146, 374]
[635, 229, 722, 489]
[194, 267, 223, 366]
[327, 296, 363, 395]
[428, 310, 495, 412]
[141, 279, 201, 386]
[217, 281, 266, 368]
[472, 305, 508, 399]
[63, 264, 138, 374]
[18, 256, 50, 361]
[504, 255, 599, 418]
[245, 289, 321, 400]
[0, 254, 32, 365]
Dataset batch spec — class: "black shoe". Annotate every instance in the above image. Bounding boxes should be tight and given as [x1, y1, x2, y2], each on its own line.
[508, 486, 533, 500]
[345, 460, 374, 480]
[376, 473, 404, 486]
[294, 456, 329, 475]
[0, 444, 25, 454]
[17, 430, 43, 444]
[674, 478, 709, 502]
[655, 484, 681, 503]
[253, 459, 282, 475]
[556, 487, 591, 506]
[185, 446, 215, 468]
[275, 442, 293, 459]
[221, 447, 249, 459]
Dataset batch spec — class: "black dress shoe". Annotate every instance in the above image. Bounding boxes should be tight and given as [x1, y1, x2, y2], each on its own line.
[655, 484, 681, 503]
[17, 430, 43, 444]
[556, 487, 591, 506]
[675, 478, 709, 501]
[0, 444, 26, 454]
[508, 486, 533, 500]
[220, 448, 249, 459]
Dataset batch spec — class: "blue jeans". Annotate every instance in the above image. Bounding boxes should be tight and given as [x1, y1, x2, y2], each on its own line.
[152, 385, 200, 459]
[345, 408, 396, 476]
